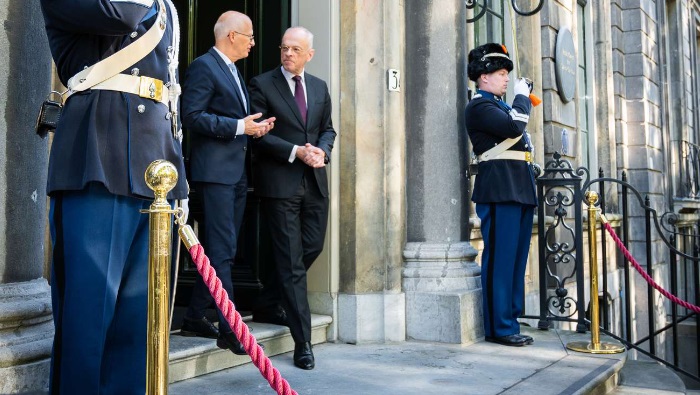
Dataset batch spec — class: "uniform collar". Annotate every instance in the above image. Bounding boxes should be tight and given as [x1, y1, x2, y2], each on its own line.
[476, 90, 503, 102]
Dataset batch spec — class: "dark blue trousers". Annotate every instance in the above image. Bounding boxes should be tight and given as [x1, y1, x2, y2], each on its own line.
[476, 202, 534, 338]
[49, 183, 152, 395]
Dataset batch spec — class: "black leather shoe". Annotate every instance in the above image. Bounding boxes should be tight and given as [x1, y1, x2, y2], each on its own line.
[217, 332, 247, 355]
[253, 306, 289, 326]
[217, 332, 264, 356]
[180, 316, 219, 339]
[518, 334, 534, 345]
[293, 342, 315, 370]
[485, 334, 528, 347]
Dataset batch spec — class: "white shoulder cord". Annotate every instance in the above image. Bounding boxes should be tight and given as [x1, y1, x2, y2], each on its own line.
[164, 0, 182, 141]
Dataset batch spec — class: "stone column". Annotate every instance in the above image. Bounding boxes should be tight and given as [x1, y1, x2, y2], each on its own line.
[403, 0, 481, 344]
[337, 0, 407, 343]
[0, 2, 54, 393]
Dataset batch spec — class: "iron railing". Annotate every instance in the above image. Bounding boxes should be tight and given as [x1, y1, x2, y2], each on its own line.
[525, 152, 700, 384]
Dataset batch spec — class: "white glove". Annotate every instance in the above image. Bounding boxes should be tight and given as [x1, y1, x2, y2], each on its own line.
[514, 77, 531, 98]
[177, 198, 189, 224]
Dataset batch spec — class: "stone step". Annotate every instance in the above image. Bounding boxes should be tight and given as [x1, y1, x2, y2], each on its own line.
[168, 314, 332, 383]
[608, 359, 687, 395]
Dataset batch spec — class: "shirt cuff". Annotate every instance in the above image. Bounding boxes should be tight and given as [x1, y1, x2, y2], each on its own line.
[236, 119, 244, 136]
[289, 145, 299, 163]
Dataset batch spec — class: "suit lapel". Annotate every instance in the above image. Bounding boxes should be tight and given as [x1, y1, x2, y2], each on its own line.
[272, 68, 305, 127]
[208, 47, 246, 114]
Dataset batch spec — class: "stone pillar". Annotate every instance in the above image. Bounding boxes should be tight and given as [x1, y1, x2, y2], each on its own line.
[404, 0, 481, 344]
[0, 1, 54, 392]
[337, 0, 407, 343]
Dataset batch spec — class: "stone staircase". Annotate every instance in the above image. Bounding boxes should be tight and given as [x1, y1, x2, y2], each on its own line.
[168, 313, 332, 383]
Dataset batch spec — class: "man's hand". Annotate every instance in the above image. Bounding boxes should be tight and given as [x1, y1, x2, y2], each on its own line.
[296, 143, 326, 168]
[244, 113, 276, 138]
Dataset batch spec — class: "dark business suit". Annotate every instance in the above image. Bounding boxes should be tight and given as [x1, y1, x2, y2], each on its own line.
[182, 47, 249, 334]
[40, 0, 187, 393]
[249, 67, 335, 343]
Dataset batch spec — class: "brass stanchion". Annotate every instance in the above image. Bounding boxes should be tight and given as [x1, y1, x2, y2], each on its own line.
[142, 160, 179, 395]
[566, 191, 625, 354]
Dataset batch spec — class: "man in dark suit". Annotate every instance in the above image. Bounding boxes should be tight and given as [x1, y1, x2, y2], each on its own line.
[40, 0, 188, 393]
[180, 10, 274, 355]
[249, 26, 336, 370]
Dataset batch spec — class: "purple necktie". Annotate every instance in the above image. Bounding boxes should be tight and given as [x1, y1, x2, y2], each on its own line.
[292, 75, 307, 124]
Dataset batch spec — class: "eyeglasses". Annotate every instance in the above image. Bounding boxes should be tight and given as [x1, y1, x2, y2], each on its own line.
[279, 45, 306, 54]
[232, 31, 254, 41]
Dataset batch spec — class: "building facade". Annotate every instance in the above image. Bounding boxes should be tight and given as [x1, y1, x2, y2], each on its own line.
[2, 0, 700, 391]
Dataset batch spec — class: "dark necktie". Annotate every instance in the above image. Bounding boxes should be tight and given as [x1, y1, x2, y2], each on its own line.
[292, 75, 307, 124]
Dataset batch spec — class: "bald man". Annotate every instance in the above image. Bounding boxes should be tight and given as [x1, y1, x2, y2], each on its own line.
[180, 10, 274, 355]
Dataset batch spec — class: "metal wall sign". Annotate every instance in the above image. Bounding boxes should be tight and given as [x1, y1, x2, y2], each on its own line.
[555, 26, 577, 103]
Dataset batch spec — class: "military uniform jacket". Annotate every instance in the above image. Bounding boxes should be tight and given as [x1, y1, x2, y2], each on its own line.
[465, 91, 536, 207]
[40, 0, 188, 200]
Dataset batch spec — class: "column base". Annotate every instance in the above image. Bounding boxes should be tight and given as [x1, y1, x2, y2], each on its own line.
[406, 290, 483, 344]
[403, 242, 482, 344]
[0, 278, 53, 394]
[337, 293, 406, 343]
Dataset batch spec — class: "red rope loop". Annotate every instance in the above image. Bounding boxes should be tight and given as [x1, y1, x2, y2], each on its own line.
[602, 222, 700, 314]
[188, 244, 298, 395]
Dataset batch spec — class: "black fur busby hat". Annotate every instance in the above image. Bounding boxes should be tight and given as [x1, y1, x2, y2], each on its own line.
[467, 43, 513, 81]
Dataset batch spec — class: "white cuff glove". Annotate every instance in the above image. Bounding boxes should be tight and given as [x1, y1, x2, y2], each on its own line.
[513, 77, 531, 98]
[177, 198, 189, 224]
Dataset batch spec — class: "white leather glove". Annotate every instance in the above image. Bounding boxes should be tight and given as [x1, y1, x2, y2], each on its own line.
[514, 77, 531, 98]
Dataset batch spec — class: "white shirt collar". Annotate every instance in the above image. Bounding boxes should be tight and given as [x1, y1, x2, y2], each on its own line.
[280, 66, 305, 82]
[212, 46, 233, 67]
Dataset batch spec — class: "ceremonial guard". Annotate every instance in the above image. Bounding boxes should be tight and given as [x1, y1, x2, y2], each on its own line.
[40, 0, 187, 393]
[465, 43, 537, 347]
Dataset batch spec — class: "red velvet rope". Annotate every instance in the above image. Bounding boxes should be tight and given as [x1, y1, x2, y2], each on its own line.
[602, 222, 700, 314]
[188, 244, 298, 395]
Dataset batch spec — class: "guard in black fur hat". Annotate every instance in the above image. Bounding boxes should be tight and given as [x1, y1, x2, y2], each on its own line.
[465, 43, 536, 348]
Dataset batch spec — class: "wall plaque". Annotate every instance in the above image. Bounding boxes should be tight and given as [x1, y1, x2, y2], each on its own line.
[555, 26, 577, 103]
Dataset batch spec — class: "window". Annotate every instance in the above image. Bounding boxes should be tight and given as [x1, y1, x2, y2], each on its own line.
[471, 0, 505, 44]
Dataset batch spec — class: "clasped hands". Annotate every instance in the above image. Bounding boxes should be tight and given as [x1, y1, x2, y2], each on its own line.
[296, 143, 326, 168]
[244, 113, 276, 138]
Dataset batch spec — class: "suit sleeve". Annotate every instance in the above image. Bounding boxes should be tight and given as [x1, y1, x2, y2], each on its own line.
[315, 81, 336, 163]
[40, 0, 154, 35]
[181, 59, 239, 139]
[249, 76, 298, 163]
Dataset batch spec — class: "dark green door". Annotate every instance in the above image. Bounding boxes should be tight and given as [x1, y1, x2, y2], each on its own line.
[172, 0, 291, 312]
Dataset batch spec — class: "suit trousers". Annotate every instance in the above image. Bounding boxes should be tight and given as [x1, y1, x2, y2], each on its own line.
[476, 202, 534, 338]
[186, 177, 247, 333]
[260, 169, 329, 343]
[49, 183, 152, 395]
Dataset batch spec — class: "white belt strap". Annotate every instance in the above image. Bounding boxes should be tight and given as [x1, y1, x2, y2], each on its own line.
[65, 0, 167, 96]
[478, 150, 532, 163]
[478, 134, 522, 162]
[90, 74, 170, 106]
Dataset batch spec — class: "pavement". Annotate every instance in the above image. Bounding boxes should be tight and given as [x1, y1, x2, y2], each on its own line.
[168, 326, 630, 395]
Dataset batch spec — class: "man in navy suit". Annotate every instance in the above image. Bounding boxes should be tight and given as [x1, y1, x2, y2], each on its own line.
[180, 10, 274, 355]
[40, 0, 188, 393]
[465, 43, 536, 347]
[249, 26, 336, 370]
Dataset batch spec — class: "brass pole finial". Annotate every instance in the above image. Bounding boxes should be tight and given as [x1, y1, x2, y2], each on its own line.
[567, 190, 625, 354]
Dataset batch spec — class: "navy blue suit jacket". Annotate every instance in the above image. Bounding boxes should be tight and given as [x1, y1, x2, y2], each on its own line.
[465, 92, 536, 206]
[182, 48, 249, 185]
[248, 67, 336, 198]
[40, 0, 187, 200]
